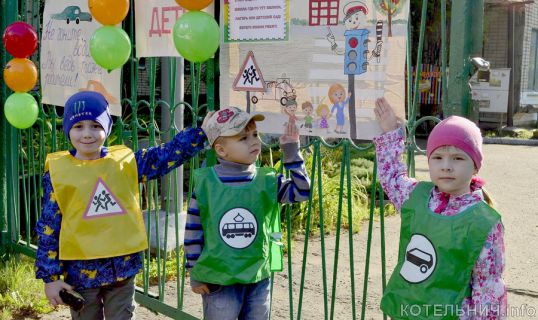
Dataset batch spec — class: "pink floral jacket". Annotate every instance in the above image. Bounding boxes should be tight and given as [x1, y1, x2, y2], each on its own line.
[373, 128, 506, 320]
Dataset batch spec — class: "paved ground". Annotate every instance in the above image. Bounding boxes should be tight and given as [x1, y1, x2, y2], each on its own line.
[40, 142, 538, 319]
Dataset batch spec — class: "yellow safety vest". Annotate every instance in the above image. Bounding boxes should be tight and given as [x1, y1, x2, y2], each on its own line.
[46, 145, 148, 260]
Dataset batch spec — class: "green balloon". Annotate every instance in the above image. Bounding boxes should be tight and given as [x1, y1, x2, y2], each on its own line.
[173, 11, 220, 63]
[4, 92, 39, 129]
[90, 26, 131, 71]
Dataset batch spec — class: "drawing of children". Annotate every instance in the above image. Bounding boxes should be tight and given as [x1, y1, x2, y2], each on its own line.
[301, 101, 314, 133]
[282, 99, 299, 133]
[316, 103, 331, 134]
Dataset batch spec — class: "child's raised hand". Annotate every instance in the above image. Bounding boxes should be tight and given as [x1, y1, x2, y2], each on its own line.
[374, 97, 400, 133]
[280, 120, 300, 145]
[44, 280, 73, 306]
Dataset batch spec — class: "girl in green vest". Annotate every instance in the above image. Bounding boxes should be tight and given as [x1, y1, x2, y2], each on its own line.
[372, 97, 506, 319]
[185, 107, 311, 320]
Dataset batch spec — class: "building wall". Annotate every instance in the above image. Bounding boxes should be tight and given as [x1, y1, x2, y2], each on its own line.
[484, 6, 509, 68]
[521, 2, 538, 90]
[483, 4, 528, 118]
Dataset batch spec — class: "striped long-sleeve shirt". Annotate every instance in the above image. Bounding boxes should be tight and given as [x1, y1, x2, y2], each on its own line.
[185, 142, 310, 287]
[35, 127, 206, 289]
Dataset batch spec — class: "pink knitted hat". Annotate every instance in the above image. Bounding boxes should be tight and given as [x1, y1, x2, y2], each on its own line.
[426, 116, 483, 170]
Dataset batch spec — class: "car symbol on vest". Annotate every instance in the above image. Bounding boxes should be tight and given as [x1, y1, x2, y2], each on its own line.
[406, 248, 433, 273]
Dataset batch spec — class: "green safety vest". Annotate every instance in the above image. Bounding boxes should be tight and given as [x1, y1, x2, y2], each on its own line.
[190, 166, 283, 285]
[381, 182, 501, 319]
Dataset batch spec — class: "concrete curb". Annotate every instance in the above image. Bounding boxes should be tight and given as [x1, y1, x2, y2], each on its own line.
[483, 137, 538, 146]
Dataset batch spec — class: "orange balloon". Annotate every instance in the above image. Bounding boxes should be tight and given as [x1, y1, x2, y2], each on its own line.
[89, 0, 130, 25]
[3, 58, 38, 92]
[175, 0, 214, 11]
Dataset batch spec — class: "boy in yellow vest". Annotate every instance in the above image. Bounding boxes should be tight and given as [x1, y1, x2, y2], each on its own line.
[185, 107, 311, 320]
[35, 91, 207, 319]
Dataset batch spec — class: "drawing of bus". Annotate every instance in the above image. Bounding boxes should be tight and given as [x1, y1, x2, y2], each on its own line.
[222, 222, 255, 238]
[251, 75, 296, 107]
[406, 248, 433, 273]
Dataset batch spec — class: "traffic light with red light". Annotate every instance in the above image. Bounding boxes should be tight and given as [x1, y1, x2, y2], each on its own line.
[344, 29, 369, 75]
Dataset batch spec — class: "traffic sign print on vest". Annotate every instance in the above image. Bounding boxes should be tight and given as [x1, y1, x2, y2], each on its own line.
[399, 234, 437, 283]
[219, 208, 258, 249]
[83, 178, 126, 219]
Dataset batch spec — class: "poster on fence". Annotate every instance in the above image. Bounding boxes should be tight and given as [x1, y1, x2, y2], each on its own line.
[135, 0, 215, 57]
[135, 0, 181, 57]
[220, 0, 409, 140]
[40, 0, 121, 116]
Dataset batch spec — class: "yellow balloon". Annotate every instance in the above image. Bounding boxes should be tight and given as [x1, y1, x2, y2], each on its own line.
[175, 0, 214, 11]
[89, 0, 130, 25]
[3, 58, 38, 92]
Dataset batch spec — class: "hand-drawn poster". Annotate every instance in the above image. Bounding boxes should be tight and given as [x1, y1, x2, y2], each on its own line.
[134, 0, 214, 57]
[220, 0, 409, 140]
[41, 0, 121, 116]
[135, 0, 185, 57]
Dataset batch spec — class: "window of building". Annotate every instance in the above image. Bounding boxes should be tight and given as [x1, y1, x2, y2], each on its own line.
[309, 0, 339, 26]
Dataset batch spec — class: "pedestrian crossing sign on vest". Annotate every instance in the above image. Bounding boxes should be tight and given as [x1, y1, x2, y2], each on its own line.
[83, 178, 126, 219]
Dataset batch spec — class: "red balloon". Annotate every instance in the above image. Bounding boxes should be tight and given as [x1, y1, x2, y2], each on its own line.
[2, 21, 38, 58]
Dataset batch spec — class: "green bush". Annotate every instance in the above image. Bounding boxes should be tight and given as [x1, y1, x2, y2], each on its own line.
[0, 255, 53, 319]
[135, 251, 181, 287]
[276, 146, 395, 237]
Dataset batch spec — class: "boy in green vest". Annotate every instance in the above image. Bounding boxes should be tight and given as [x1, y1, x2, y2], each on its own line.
[185, 107, 311, 320]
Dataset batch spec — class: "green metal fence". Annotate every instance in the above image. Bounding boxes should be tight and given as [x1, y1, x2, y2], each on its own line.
[0, 0, 483, 319]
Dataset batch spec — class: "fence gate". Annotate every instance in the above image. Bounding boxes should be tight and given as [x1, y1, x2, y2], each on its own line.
[0, 0, 482, 319]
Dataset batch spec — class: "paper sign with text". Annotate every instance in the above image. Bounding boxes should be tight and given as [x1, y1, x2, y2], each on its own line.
[135, 0, 185, 57]
[41, 0, 121, 116]
[225, 0, 288, 42]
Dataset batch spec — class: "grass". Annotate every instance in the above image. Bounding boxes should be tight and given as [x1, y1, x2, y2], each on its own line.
[135, 251, 181, 287]
[278, 146, 396, 238]
[485, 128, 537, 139]
[0, 255, 54, 320]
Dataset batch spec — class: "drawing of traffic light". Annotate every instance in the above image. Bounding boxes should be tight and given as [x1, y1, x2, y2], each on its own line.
[344, 29, 369, 75]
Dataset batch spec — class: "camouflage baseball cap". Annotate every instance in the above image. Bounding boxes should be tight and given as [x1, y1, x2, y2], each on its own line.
[202, 107, 265, 146]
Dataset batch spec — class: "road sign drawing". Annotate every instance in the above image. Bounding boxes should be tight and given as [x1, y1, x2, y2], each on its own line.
[233, 51, 266, 92]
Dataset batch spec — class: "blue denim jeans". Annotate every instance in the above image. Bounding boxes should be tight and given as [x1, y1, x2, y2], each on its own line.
[202, 278, 271, 320]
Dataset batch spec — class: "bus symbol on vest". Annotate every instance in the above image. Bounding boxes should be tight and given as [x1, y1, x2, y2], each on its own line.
[219, 208, 258, 249]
